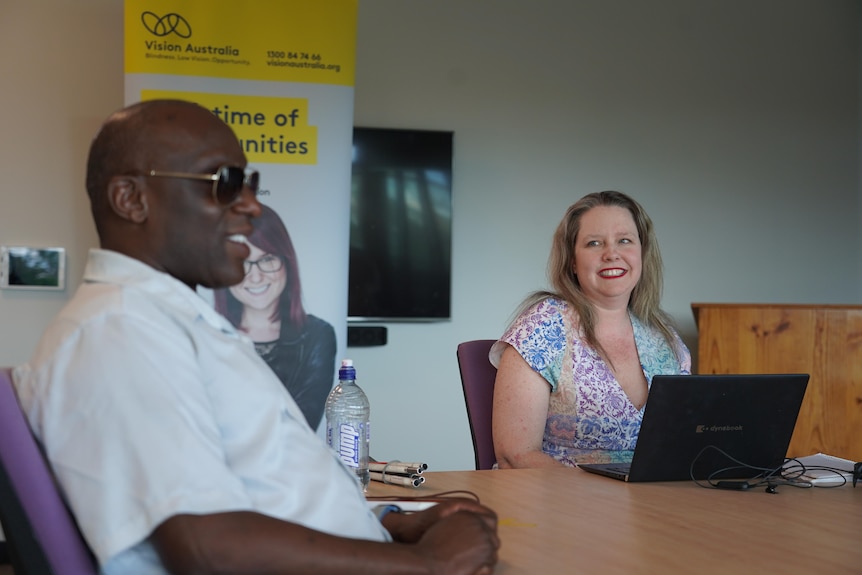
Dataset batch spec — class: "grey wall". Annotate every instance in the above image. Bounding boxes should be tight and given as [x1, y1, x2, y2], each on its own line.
[349, 0, 862, 470]
[0, 1, 859, 472]
[0, 1, 121, 361]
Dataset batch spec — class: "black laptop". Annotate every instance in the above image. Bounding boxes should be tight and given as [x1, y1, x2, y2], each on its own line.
[577, 374, 809, 482]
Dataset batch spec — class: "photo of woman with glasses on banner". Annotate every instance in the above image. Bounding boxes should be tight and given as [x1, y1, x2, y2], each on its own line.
[214, 203, 337, 430]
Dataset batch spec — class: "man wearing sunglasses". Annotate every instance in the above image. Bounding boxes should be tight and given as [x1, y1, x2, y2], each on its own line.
[13, 99, 499, 575]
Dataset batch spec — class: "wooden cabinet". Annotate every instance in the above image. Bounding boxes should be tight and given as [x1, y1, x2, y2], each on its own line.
[692, 303, 862, 461]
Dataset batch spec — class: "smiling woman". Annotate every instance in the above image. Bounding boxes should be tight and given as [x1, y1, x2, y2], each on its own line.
[213, 203, 336, 430]
[490, 191, 691, 470]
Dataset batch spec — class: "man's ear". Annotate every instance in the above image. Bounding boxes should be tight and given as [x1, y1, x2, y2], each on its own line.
[107, 176, 149, 223]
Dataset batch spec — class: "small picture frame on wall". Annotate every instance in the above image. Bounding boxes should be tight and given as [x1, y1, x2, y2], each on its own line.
[0, 246, 66, 291]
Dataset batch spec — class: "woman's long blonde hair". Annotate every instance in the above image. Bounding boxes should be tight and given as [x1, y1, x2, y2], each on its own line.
[517, 191, 680, 365]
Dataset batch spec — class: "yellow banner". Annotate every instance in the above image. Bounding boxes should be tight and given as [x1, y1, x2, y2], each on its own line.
[125, 0, 356, 86]
[142, 90, 317, 165]
[125, 0, 358, 434]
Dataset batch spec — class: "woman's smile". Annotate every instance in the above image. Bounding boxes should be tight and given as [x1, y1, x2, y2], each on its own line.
[244, 283, 273, 295]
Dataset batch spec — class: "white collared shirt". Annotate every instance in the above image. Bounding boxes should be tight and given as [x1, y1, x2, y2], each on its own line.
[14, 249, 388, 575]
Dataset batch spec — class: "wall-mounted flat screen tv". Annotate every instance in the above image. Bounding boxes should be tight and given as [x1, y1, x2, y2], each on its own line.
[348, 127, 453, 322]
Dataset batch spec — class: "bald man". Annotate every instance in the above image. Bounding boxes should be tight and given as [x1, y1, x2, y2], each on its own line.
[14, 100, 498, 575]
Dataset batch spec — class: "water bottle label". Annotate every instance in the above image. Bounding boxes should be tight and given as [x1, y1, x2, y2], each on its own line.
[336, 422, 361, 468]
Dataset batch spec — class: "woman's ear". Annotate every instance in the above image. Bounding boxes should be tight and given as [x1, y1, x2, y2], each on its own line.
[107, 175, 149, 224]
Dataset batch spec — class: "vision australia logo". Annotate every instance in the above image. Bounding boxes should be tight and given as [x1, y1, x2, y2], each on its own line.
[141, 11, 192, 39]
[139, 11, 241, 59]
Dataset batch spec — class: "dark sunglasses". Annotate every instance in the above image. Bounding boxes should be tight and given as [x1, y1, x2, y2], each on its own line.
[146, 165, 260, 205]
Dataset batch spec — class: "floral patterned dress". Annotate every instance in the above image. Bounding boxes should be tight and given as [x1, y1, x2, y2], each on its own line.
[490, 297, 691, 465]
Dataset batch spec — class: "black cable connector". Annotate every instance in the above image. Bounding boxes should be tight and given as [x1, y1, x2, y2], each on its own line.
[715, 481, 750, 490]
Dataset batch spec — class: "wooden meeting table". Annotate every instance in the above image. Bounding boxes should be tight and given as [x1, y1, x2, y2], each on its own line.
[367, 467, 860, 574]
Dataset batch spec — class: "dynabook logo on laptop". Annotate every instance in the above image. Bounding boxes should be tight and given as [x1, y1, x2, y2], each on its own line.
[696, 425, 744, 433]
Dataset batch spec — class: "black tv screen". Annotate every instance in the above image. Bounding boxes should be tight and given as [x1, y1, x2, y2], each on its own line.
[348, 127, 453, 322]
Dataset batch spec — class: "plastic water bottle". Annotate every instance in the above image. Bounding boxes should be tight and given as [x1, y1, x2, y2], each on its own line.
[325, 359, 371, 490]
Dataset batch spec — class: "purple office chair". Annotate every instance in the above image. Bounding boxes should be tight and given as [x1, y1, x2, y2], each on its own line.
[456, 340, 499, 470]
[0, 367, 98, 575]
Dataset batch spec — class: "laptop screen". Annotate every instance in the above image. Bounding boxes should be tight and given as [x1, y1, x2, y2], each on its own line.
[626, 374, 809, 482]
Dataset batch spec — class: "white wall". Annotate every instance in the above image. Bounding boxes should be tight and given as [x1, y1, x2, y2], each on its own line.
[1, 1, 859, 472]
[0, 1, 122, 360]
[859, 9, 862, 300]
[350, 0, 862, 470]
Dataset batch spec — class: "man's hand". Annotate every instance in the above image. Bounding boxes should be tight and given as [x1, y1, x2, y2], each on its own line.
[382, 499, 500, 574]
[381, 499, 497, 544]
[415, 509, 500, 575]
[154, 505, 499, 575]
